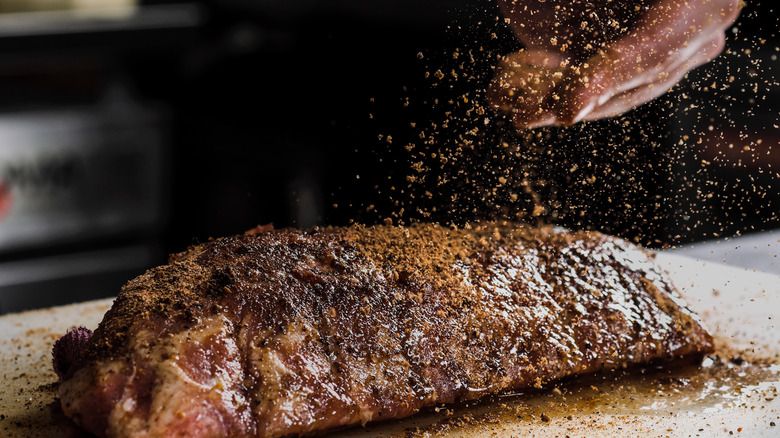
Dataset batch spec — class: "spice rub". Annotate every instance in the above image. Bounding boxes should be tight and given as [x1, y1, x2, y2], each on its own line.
[57, 222, 712, 438]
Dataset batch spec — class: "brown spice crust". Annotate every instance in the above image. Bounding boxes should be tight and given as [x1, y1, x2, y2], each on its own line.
[66, 222, 714, 437]
[82, 220, 712, 367]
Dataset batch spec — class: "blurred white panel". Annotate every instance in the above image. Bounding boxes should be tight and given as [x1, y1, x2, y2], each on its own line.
[668, 231, 780, 276]
[0, 95, 167, 252]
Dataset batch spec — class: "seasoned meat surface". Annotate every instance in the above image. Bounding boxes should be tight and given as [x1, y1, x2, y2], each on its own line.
[58, 223, 713, 438]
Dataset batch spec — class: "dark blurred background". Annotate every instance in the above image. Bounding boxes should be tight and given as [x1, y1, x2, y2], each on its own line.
[0, 0, 776, 313]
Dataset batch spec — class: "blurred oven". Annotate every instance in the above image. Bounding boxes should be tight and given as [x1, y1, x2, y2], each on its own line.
[0, 89, 168, 313]
[0, 100, 165, 252]
[0, 1, 198, 313]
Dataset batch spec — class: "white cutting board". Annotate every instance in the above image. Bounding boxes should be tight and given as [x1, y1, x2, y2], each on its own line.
[1, 253, 778, 437]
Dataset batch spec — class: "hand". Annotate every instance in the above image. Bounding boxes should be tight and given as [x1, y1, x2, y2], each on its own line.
[488, 0, 741, 128]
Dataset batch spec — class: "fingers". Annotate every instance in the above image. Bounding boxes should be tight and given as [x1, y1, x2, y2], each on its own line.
[582, 33, 726, 121]
[610, 0, 740, 81]
[583, 60, 695, 121]
[492, 30, 727, 128]
[663, 32, 726, 77]
[497, 0, 657, 57]
[491, 0, 741, 129]
[487, 50, 568, 128]
[555, 0, 740, 123]
[550, 16, 729, 125]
